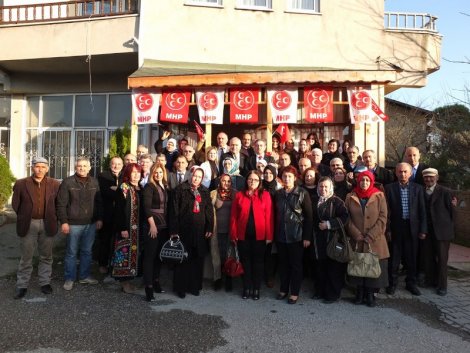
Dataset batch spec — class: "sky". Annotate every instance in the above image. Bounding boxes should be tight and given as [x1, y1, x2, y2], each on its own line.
[384, 0, 470, 111]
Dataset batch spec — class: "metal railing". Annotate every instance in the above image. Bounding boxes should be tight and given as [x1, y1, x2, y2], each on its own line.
[0, 0, 138, 25]
[384, 12, 438, 32]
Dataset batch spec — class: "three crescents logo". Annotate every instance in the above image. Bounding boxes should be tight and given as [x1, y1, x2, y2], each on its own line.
[165, 92, 187, 110]
[135, 94, 153, 112]
[271, 90, 291, 111]
[199, 92, 218, 111]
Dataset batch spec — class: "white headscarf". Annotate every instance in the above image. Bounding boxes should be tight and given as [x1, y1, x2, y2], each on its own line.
[317, 177, 334, 204]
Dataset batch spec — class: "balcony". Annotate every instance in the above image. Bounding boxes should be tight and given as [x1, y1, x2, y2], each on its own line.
[0, 0, 138, 25]
[384, 12, 438, 33]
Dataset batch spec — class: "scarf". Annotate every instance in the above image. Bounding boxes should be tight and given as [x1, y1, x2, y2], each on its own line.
[217, 173, 233, 201]
[191, 186, 202, 213]
[354, 170, 381, 199]
[263, 165, 278, 191]
[223, 157, 240, 176]
[317, 178, 334, 205]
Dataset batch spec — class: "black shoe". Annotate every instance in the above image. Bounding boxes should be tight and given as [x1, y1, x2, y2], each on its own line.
[145, 287, 155, 302]
[354, 287, 364, 305]
[242, 289, 250, 299]
[386, 285, 396, 295]
[213, 279, 222, 291]
[276, 293, 288, 300]
[153, 281, 165, 294]
[322, 298, 338, 304]
[365, 292, 376, 307]
[14, 288, 27, 299]
[437, 288, 447, 296]
[252, 289, 260, 300]
[177, 291, 186, 299]
[405, 284, 421, 296]
[40, 284, 53, 295]
[190, 290, 200, 296]
[288, 296, 298, 304]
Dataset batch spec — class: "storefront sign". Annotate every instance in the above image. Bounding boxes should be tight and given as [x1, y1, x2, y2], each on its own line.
[304, 87, 334, 123]
[347, 88, 388, 123]
[160, 90, 191, 124]
[267, 87, 298, 124]
[131, 90, 161, 125]
[229, 88, 259, 123]
[196, 89, 225, 124]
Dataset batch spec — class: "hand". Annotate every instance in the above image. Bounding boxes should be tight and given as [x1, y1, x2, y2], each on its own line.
[418, 233, 427, 240]
[121, 230, 129, 239]
[266, 240, 272, 244]
[149, 225, 158, 239]
[346, 172, 354, 180]
[386, 231, 392, 242]
[205, 232, 213, 239]
[303, 240, 311, 248]
[451, 196, 458, 207]
[61, 223, 70, 235]
[96, 220, 103, 230]
[319, 221, 328, 230]
[356, 234, 365, 242]
[162, 130, 171, 140]
[110, 186, 117, 191]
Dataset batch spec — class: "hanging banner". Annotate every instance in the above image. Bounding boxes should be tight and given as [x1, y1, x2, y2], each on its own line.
[347, 88, 389, 123]
[160, 90, 191, 124]
[131, 90, 161, 125]
[229, 88, 259, 123]
[196, 89, 225, 124]
[304, 87, 334, 123]
[267, 87, 298, 124]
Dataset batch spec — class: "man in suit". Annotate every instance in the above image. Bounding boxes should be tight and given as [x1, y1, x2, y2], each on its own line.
[168, 155, 190, 190]
[421, 168, 456, 296]
[403, 146, 427, 186]
[220, 137, 248, 176]
[345, 145, 363, 178]
[241, 133, 255, 159]
[12, 157, 60, 299]
[385, 162, 427, 296]
[216, 131, 229, 161]
[247, 139, 275, 171]
[363, 149, 394, 187]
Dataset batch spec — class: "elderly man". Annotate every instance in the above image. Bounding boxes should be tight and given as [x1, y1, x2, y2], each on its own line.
[298, 157, 312, 175]
[311, 148, 330, 177]
[385, 162, 427, 296]
[216, 131, 229, 161]
[220, 137, 248, 176]
[403, 146, 427, 186]
[248, 139, 275, 171]
[12, 157, 60, 299]
[123, 153, 137, 166]
[136, 144, 148, 158]
[182, 145, 197, 169]
[421, 168, 456, 296]
[362, 149, 394, 187]
[329, 157, 344, 177]
[241, 133, 255, 158]
[57, 157, 103, 291]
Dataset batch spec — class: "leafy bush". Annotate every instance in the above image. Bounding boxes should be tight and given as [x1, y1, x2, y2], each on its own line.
[102, 122, 131, 169]
[0, 155, 15, 209]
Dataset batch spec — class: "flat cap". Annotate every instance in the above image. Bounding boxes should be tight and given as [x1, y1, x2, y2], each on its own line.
[422, 167, 438, 177]
[32, 157, 49, 165]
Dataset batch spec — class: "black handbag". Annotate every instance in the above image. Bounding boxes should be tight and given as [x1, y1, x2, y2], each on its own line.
[159, 235, 188, 264]
[326, 218, 353, 263]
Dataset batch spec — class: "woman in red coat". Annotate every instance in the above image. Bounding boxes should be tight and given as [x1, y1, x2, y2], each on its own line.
[230, 170, 273, 300]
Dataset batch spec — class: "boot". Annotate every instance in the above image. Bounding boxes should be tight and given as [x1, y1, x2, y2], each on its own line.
[145, 287, 155, 302]
[121, 281, 136, 294]
[365, 288, 376, 307]
[354, 286, 364, 305]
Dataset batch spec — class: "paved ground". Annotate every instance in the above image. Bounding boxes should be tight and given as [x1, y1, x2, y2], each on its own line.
[1, 219, 470, 353]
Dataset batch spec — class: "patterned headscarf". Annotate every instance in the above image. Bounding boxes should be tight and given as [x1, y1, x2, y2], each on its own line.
[223, 157, 240, 176]
[317, 178, 334, 204]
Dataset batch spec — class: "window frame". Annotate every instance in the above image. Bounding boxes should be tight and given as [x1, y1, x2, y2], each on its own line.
[185, 0, 224, 8]
[285, 0, 320, 14]
[236, 0, 273, 11]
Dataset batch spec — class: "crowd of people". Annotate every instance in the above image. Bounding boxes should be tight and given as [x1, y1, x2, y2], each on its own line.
[12, 131, 457, 307]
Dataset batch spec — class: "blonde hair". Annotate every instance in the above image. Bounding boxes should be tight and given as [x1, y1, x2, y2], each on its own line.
[149, 162, 168, 188]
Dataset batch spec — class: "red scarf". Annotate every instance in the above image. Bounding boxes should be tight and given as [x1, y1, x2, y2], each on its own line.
[353, 170, 381, 199]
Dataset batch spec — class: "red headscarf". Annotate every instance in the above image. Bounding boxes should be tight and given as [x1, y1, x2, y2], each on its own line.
[353, 170, 381, 199]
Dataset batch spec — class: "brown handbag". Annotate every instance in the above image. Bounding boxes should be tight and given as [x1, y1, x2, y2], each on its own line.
[347, 243, 381, 279]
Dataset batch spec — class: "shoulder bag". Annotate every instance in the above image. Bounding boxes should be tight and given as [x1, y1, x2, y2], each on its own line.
[326, 218, 353, 263]
[347, 242, 381, 279]
[159, 235, 188, 264]
[223, 242, 244, 277]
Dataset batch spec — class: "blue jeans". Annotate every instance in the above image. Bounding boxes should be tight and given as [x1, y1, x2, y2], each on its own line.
[64, 224, 96, 281]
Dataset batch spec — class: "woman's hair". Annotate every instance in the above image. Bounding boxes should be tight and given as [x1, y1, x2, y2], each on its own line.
[244, 170, 264, 197]
[333, 167, 347, 179]
[121, 163, 143, 184]
[148, 162, 168, 188]
[307, 132, 318, 141]
[205, 146, 218, 159]
[302, 167, 318, 185]
[281, 165, 298, 179]
[299, 138, 311, 152]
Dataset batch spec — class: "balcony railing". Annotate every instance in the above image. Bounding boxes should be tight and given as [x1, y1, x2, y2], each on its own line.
[384, 12, 438, 32]
[0, 0, 138, 25]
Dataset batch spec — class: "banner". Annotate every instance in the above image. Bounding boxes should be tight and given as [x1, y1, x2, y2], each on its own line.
[160, 90, 191, 124]
[347, 88, 389, 123]
[196, 89, 225, 124]
[267, 87, 298, 124]
[230, 88, 259, 123]
[274, 123, 291, 144]
[131, 90, 161, 125]
[304, 87, 334, 123]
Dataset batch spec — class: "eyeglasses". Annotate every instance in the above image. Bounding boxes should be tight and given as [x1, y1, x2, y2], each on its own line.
[247, 178, 260, 182]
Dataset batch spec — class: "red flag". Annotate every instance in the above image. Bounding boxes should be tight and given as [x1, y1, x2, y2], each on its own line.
[274, 123, 290, 144]
[193, 120, 205, 140]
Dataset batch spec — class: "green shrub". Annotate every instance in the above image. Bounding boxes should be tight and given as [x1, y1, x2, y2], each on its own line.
[0, 155, 15, 209]
[102, 122, 131, 169]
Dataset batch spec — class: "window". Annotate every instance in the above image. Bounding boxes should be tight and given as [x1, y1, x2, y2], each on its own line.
[75, 95, 106, 127]
[186, 0, 223, 7]
[109, 94, 131, 126]
[287, 0, 320, 13]
[237, 0, 272, 10]
[42, 96, 73, 127]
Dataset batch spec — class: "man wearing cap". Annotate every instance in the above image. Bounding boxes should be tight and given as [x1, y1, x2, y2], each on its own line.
[12, 157, 60, 299]
[421, 168, 456, 296]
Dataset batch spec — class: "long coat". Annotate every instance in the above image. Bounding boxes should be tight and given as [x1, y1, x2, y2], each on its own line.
[426, 184, 455, 241]
[169, 182, 214, 257]
[344, 191, 390, 259]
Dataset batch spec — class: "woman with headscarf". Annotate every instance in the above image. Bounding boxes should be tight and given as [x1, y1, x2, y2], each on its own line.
[345, 170, 389, 307]
[222, 156, 245, 191]
[209, 173, 237, 291]
[311, 176, 349, 304]
[169, 166, 214, 298]
[200, 146, 219, 190]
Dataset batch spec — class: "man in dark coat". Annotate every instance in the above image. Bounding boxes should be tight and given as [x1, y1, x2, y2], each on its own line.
[363, 149, 394, 187]
[403, 146, 427, 186]
[220, 137, 248, 177]
[421, 168, 456, 296]
[247, 139, 275, 171]
[385, 162, 427, 296]
[12, 157, 60, 299]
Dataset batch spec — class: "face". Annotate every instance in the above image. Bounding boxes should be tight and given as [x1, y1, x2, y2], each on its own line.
[242, 134, 252, 148]
[347, 147, 358, 163]
[286, 140, 295, 150]
[183, 146, 195, 160]
[423, 175, 438, 188]
[191, 170, 203, 187]
[136, 146, 148, 157]
[334, 169, 345, 182]
[396, 164, 411, 184]
[330, 160, 343, 173]
[179, 140, 188, 151]
[153, 167, 164, 182]
[207, 149, 217, 161]
[318, 180, 332, 197]
[359, 175, 371, 190]
[405, 148, 420, 167]
[229, 139, 241, 154]
[220, 175, 232, 189]
[32, 163, 49, 180]
[175, 157, 188, 172]
[264, 169, 274, 182]
[254, 140, 266, 155]
[343, 141, 350, 150]
[362, 151, 375, 168]
[124, 154, 137, 165]
[279, 154, 291, 167]
[328, 141, 338, 153]
[223, 159, 233, 171]
[247, 173, 261, 191]
[299, 140, 308, 153]
[130, 167, 141, 185]
[298, 159, 311, 174]
[308, 135, 316, 144]
[166, 140, 176, 152]
[217, 133, 228, 147]
[156, 155, 166, 165]
[304, 170, 316, 186]
[312, 150, 322, 164]
[75, 160, 91, 177]
[282, 171, 296, 189]
[272, 137, 279, 148]
[256, 163, 265, 173]
[110, 158, 123, 175]
[139, 158, 152, 173]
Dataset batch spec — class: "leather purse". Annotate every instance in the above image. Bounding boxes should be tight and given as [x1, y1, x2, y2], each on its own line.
[347, 243, 381, 279]
[326, 218, 353, 263]
[223, 243, 244, 277]
[159, 235, 188, 264]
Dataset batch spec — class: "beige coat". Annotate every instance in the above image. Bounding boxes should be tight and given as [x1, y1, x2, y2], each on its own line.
[345, 191, 390, 259]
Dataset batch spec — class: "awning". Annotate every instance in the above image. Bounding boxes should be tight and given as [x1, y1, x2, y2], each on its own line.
[128, 59, 397, 89]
